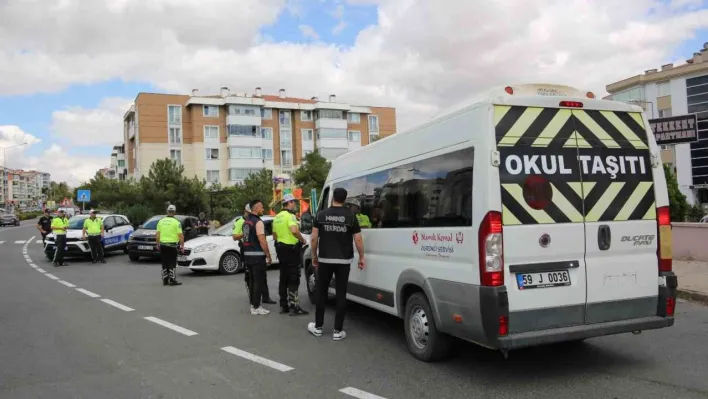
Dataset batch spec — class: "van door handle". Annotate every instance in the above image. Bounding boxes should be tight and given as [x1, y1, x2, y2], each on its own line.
[598, 225, 611, 251]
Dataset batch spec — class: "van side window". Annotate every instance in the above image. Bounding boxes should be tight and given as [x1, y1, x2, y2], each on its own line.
[332, 147, 474, 228]
[319, 186, 330, 212]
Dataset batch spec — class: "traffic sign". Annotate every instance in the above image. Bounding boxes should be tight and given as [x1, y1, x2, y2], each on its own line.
[77, 189, 91, 203]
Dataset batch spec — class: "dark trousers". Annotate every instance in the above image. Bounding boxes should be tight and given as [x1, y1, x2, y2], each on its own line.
[87, 235, 104, 262]
[53, 234, 67, 264]
[276, 243, 302, 308]
[245, 257, 267, 308]
[315, 262, 351, 331]
[160, 244, 178, 282]
[241, 245, 271, 302]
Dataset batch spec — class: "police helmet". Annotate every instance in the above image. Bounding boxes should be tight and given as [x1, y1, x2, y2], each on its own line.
[167, 204, 177, 212]
[282, 194, 296, 204]
[347, 199, 361, 208]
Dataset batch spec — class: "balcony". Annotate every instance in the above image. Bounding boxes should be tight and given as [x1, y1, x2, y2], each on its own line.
[229, 157, 266, 169]
[315, 118, 347, 130]
[128, 125, 136, 139]
[228, 135, 263, 147]
[227, 115, 261, 127]
[316, 138, 348, 149]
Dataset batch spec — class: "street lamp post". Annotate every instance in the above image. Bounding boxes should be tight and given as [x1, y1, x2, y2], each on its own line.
[1, 142, 28, 209]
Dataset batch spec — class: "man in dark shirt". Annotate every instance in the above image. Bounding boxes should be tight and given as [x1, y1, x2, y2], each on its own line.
[197, 212, 210, 236]
[307, 187, 365, 341]
[36, 209, 52, 245]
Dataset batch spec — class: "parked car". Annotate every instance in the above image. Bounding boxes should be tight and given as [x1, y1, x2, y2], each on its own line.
[0, 213, 20, 226]
[127, 215, 201, 261]
[44, 214, 134, 260]
[179, 216, 310, 275]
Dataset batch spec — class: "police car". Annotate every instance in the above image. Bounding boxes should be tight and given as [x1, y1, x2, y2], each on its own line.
[178, 216, 310, 275]
[300, 84, 677, 361]
[44, 214, 134, 260]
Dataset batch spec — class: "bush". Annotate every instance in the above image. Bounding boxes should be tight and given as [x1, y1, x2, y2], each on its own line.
[116, 204, 152, 228]
[664, 164, 689, 222]
[212, 207, 235, 225]
[686, 204, 705, 222]
[18, 211, 43, 221]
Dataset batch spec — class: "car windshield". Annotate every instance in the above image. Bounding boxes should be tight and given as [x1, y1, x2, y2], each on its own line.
[213, 217, 241, 236]
[67, 216, 89, 229]
[142, 216, 164, 229]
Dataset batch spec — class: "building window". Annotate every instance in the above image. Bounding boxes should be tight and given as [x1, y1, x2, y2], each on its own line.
[369, 133, 380, 143]
[317, 128, 347, 139]
[658, 109, 672, 118]
[168, 127, 182, 144]
[204, 125, 219, 140]
[203, 105, 219, 117]
[261, 127, 273, 139]
[230, 147, 262, 159]
[230, 168, 262, 181]
[228, 125, 258, 137]
[205, 148, 219, 160]
[302, 129, 313, 141]
[657, 81, 671, 97]
[168, 105, 182, 124]
[301, 110, 313, 121]
[319, 148, 348, 160]
[281, 150, 293, 166]
[228, 105, 257, 116]
[262, 149, 273, 159]
[318, 109, 345, 119]
[117, 160, 125, 167]
[170, 149, 182, 164]
[206, 170, 220, 183]
[368, 115, 379, 133]
[279, 110, 291, 126]
[261, 108, 272, 120]
[348, 131, 361, 142]
[347, 113, 361, 123]
[280, 128, 292, 147]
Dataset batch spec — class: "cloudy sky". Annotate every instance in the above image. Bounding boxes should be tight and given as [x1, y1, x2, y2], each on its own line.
[1, 0, 707, 186]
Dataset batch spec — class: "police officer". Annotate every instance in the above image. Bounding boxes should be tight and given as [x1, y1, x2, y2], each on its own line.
[347, 199, 372, 228]
[273, 194, 309, 316]
[51, 209, 70, 267]
[242, 199, 273, 315]
[197, 212, 210, 236]
[233, 203, 276, 305]
[308, 187, 365, 341]
[37, 209, 52, 245]
[82, 210, 105, 264]
[155, 204, 184, 286]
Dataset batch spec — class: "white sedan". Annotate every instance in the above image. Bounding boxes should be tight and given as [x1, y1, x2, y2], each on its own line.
[178, 216, 309, 274]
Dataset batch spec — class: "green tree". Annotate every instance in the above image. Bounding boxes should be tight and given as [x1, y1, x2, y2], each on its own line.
[293, 151, 330, 201]
[45, 181, 73, 203]
[140, 159, 208, 215]
[664, 164, 688, 222]
[234, 169, 274, 213]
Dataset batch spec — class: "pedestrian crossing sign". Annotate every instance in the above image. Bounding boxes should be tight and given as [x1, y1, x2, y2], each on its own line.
[77, 190, 91, 203]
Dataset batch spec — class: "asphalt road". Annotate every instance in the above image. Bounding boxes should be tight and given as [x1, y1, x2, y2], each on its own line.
[1, 223, 708, 399]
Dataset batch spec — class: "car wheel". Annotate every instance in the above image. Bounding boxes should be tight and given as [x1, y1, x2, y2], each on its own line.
[218, 251, 241, 275]
[129, 254, 140, 262]
[404, 292, 453, 362]
[304, 260, 317, 305]
[123, 247, 129, 254]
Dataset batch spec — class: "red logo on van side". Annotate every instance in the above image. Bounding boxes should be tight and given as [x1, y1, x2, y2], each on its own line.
[412, 231, 419, 245]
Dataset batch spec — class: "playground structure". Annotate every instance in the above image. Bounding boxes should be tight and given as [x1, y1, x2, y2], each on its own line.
[270, 173, 311, 218]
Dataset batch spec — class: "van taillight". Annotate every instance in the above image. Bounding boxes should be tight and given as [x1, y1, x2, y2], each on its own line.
[657, 206, 672, 272]
[479, 211, 504, 286]
[666, 297, 676, 317]
[498, 316, 509, 336]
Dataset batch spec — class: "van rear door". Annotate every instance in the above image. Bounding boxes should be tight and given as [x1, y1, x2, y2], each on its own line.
[570, 109, 658, 323]
[495, 105, 588, 334]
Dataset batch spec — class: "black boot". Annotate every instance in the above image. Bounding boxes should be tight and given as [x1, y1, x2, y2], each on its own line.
[262, 298, 277, 305]
[280, 306, 290, 314]
[161, 270, 169, 286]
[289, 306, 309, 316]
[168, 269, 182, 286]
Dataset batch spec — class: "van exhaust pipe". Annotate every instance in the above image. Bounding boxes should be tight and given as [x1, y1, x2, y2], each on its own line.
[632, 330, 642, 335]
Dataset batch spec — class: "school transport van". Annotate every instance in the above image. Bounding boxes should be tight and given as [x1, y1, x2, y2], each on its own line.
[300, 84, 677, 362]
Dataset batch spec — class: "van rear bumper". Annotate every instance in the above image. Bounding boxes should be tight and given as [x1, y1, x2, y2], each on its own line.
[496, 316, 673, 350]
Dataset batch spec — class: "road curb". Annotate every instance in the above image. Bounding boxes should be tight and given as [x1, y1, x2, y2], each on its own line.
[677, 289, 708, 305]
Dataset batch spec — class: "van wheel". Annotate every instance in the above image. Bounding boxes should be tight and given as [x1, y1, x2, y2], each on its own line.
[304, 260, 317, 305]
[218, 251, 241, 275]
[129, 254, 139, 262]
[404, 293, 453, 362]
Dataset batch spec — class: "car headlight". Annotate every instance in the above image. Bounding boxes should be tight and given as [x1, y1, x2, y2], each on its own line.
[193, 243, 218, 253]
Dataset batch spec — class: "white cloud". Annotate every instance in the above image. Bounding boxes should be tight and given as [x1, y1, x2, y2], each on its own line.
[2, 0, 708, 135]
[333, 20, 348, 35]
[51, 97, 133, 146]
[298, 24, 320, 40]
[24, 145, 107, 186]
[331, 4, 345, 19]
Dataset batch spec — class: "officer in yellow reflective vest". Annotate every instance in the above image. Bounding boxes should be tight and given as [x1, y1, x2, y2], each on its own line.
[155, 205, 184, 286]
[82, 210, 105, 264]
[51, 209, 70, 267]
[347, 199, 372, 228]
[273, 194, 309, 315]
[233, 203, 275, 304]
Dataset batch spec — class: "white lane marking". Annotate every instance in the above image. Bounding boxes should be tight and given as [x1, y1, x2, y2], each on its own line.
[339, 387, 388, 399]
[101, 299, 135, 312]
[29, 264, 37, 268]
[36, 268, 46, 273]
[58, 280, 76, 288]
[45, 273, 60, 280]
[15, 240, 26, 244]
[75, 288, 101, 298]
[144, 317, 198, 336]
[36, 240, 43, 244]
[0, 241, 5, 244]
[221, 346, 293, 372]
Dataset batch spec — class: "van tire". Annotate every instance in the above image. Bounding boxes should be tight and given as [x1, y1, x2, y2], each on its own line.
[404, 293, 453, 362]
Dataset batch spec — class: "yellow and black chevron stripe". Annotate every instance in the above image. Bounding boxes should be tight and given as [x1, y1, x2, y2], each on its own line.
[494, 105, 656, 225]
[494, 106, 649, 149]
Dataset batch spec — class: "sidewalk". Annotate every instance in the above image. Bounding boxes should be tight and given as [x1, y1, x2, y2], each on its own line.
[674, 260, 708, 304]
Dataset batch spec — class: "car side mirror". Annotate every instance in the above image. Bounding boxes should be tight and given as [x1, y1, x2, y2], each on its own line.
[300, 212, 313, 234]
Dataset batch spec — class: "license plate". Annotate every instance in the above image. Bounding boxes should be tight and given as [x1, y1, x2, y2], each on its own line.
[516, 270, 570, 290]
[177, 255, 187, 262]
[138, 245, 153, 250]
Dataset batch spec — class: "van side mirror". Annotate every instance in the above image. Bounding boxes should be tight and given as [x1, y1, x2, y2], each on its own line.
[300, 212, 313, 234]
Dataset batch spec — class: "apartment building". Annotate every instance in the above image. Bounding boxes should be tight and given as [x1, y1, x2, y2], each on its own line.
[123, 88, 396, 185]
[109, 144, 127, 180]
[0, 168, 46, 207]
[605, 42, 708, 204]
